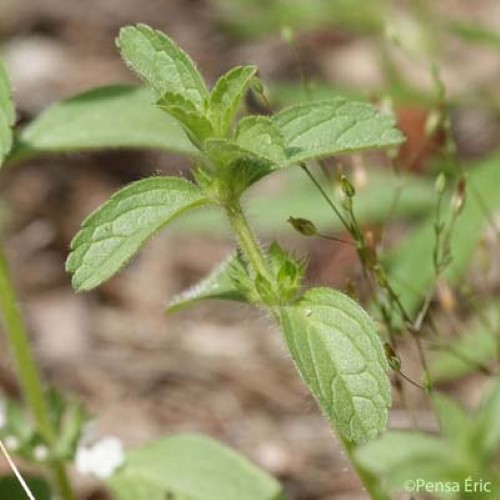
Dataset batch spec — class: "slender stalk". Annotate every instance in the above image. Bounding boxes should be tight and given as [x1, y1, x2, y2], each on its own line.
[0, 241, 75, 500]
[225, 202, 271, 281]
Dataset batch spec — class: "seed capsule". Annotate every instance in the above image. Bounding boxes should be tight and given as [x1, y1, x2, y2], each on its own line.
[287, 217, 317, 237]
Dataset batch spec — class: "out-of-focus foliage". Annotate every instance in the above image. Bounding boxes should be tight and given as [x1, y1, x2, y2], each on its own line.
[213, 0, 386, 38]
[107, 434, 285, 500]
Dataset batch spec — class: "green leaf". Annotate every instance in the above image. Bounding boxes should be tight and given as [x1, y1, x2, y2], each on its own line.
[355, 431, 471, 490]
[432, 393, 474, 449]
[204, 138, 275, 197]
[235, 116, 286, 165]
[106, 434, 285, 500]
[0, 60, 15, 165]
[157, 92, 214, 146]
[12, 86, 197, 162]
[273, 98, 404, 164]
[66, 177, 209, 292]
[0, 476, 51, 500]
[277, 287, 391, 443]
[167, 253, 248, 312]
[209, 65, 258, 135]
[117, 24, 208, 106]
[475, 380, 500, 458]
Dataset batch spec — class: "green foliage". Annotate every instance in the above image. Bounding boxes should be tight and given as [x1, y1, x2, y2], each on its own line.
[106, 434, 285, 500]
[12, 86, 197, 162]
[356, 383, 500, 497]
[66, 177, 209, 291]
[429, 303, 499, 382]
[386, 154, 500, 318]
[167, 252, 247, 312]
[273, 99, 404, 164]
[0, 60, 14, 165]
[62, 23, 403, 497]
[235, 116, 287, 164]
[0, 476, 51, 500]
[277, 288, 391, 443]
[446, 19, 500, 48]
[209, 65, 258, 136]
[117, 24, 208, 106]
[214, 0, 385, 39]
[157, 91, 214, 147]
[179, 167, 434, 234]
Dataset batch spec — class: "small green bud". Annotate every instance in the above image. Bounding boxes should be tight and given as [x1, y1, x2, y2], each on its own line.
[373, 265, 388, 288]
[340, 175, 356, 197]
[281, 25, 295, 45]
[288, 217, 317, 237]
[251, 77, 264, 95]
[435, 173, 446, 194]
[422, 371, 433, 394]
[425, 110, 441, 138]
[384, 343, 401, 371]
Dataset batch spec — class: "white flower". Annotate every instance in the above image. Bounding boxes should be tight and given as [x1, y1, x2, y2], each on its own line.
[33, 445, 49, 462]
[75, 436, 125, 479]
[4, 436, 19, 451]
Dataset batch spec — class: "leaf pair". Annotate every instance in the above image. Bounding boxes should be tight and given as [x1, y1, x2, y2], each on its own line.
[117, 24, 403, 168]
[118, 24, 259, 146]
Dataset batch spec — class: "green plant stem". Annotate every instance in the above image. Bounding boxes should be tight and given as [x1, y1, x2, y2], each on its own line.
[225, 201, 389, 497]
[0, 241, 75, 500]
[225, 202, 271, 281]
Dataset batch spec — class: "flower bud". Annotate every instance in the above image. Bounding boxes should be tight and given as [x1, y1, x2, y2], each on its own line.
[287, 217, 317, 237]
[384, 343, 401, 371]
[422, 371, 433, 394]
[340, 175, 356, 197]
[435, 173, 446, 194]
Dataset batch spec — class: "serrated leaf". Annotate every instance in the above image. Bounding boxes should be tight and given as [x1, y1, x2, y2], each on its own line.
[66, 177, 209, 292]
[157, 92, 214, 145]
[12, 86, 197, 162]
[117, 24, 208, 106]
[0, 60, 15, 165]
[167, 253, 247, 312]
[277, 287, 391, 443]
[106, 434, 285, 500]
[236, 116, 286, 165]
[209, 65, 258, 135]
[273, 98, 404, 164]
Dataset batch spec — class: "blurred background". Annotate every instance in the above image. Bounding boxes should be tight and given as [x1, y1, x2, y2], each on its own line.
[1, 0, 500, 498]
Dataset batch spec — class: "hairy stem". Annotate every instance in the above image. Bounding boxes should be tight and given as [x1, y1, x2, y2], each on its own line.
[225, 200, 389, 497]
[0, 241, 75, 500]
[225, 202, 271, 281]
